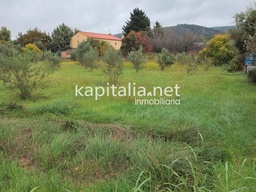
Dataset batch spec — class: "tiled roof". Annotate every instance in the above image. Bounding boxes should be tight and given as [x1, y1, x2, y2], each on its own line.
[79, 31, 122, 41]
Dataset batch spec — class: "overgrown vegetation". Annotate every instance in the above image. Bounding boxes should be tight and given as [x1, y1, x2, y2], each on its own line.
[0, 47, 60, 99]
[199, 34, 239, 70]
[127, 46, 146, 72]
[157, 48, 175, 70]
[102, 48, 123, 85]
[0, 60, 256, 191]
[248, 68, 256, 83]
[0, 4, 256, 192]
[74, 41, 98, 70]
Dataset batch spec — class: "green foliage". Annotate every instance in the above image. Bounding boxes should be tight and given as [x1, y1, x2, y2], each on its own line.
[0, 50, 58, 99]
[0, 61, 256, 191]
[222, 55, 243, 72]
[17, 28, 51, 50]
[247, 68, 256, 83]
[51, 23, 74, 53]
[75, 41, 98, 70]
[122, 8, 151, 36]
[235, 7, 256, 54]
[157, 48, 175, 70]
[127, 46, 146, 72]
[31, 100, 72, 115]
[87, 38, 113, 56]
[199, 34, 238, 68]
[22, 43, 42, 54]
[102, 48, 123, 85]
[0, 26, 11, 42]
[176, 53, 195, 65]
[121, 31, 139, 57]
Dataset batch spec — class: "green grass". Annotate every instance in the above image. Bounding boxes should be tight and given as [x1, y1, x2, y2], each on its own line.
[0, 59, 256, 191]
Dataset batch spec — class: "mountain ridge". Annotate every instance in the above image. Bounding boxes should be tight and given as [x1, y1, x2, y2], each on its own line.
[114, 24, 236, 39]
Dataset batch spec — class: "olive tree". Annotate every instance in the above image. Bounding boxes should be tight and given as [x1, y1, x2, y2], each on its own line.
[127, 46, 146, 72]
[102, 48, 123, 85]
[0, 47, 59, 99]
[76, 41, 98, 70]
[157, 48, 175, 70]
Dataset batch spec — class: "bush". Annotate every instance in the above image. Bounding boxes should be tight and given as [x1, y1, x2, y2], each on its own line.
[75, 41, 98, 70]
[43, 51, 62, 68]
[102, 48, 123, 85]
[248, 68, 256, 83]
[199, 34, 238, 67]
[176, 53, 195, 65]
[22, 43, 42, 54]
[0, 50, 58, 99]
[127, 46, 146, 72]
[157, 48, 175, 70]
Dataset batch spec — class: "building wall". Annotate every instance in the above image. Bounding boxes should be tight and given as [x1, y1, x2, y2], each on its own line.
[101, 39, 122, 50]
[70, 33, 88, 49]
[70, 33, 122, 50]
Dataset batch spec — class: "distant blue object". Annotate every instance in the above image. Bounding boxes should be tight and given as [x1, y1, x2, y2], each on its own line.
[245, 54, 255, 65]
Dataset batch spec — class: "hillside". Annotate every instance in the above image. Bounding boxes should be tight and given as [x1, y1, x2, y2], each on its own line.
[165, 24, 223, 39]
[210, 26, 236, 32]
[114, 24, 232, 39]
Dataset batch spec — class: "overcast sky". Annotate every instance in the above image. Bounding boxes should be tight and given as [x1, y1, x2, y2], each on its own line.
[0, 0, 255, 39]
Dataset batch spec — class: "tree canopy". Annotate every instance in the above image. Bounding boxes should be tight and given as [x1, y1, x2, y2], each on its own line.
[17, 28, 51, 50]
[235, 7, 256, 54]
[0, 26, 11, 42]
[199, 34, 237, 66]
[51, 23, 74, 53]
[122, 8, 151, 36]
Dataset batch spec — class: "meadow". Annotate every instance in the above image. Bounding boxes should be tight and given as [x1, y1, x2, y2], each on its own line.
[0, 58, 256, 191]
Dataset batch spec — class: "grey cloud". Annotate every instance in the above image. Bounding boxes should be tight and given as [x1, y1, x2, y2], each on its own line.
[0, 0, 254, 39]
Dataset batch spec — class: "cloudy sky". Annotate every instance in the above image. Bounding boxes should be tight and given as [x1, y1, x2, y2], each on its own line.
[0, 0, 254, 39]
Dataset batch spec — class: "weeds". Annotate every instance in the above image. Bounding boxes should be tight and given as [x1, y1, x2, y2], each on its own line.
[0, 60, 255, 191]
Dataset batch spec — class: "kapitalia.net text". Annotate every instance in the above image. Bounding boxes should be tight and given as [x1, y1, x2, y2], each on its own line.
[75, 83, 180, 100]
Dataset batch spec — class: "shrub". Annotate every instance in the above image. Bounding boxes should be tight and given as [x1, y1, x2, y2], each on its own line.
[127, 46, 146, 72]
[87, 38, 113, 56]
[176, 53, 195, 65]
[76, 41, 98, 70]
[102, 48, 123, 85]
[43, 51, 62, 68]
[0, 50, 58, 99]
[157, 48, 175, 70]
[21, 43, 42, 54]
[248, 68, 256, 83]
[199, 34, 238, 67]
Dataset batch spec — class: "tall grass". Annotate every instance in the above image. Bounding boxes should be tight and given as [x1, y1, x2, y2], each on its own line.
[0, 59, 256, 191]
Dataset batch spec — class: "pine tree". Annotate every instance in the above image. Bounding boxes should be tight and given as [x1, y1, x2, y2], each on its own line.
[51, 23, 74, 53]
[122, 8, 151, 36]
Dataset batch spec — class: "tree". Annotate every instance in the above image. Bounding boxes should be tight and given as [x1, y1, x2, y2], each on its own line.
[170, 31, 203, 54]
[17, 28, 51, 50]
[122, 8, 151, 36]
[235, 7, 256, 55]
[0, 26, 11, 42]
[102, 48, 123, 85]
[157, 48, 175, 70]
[75, 41, 98, 70]
[121, 31, 153, 56]
[199, 34, 238, 67]
[151, 21, 165, 52]
[86, 38, 113, 56]
[121, 31, 139, 57]
[127, 46, 146, 72]
[51, 23, 74, 53]
[0, 49, 59, 99]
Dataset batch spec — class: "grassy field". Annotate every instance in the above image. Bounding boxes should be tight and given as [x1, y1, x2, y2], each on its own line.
[0, 59, 256, 191]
